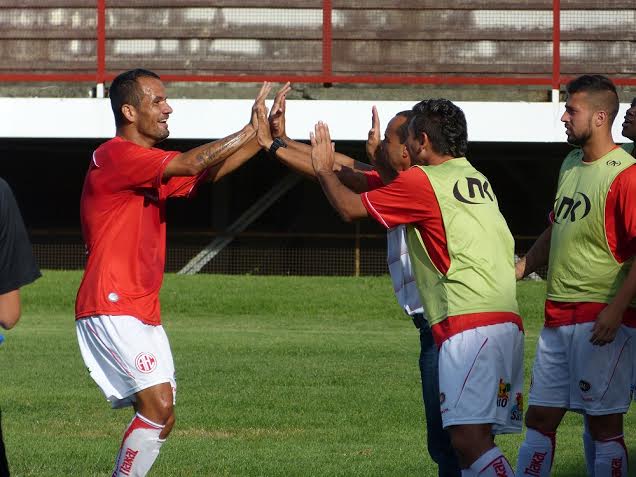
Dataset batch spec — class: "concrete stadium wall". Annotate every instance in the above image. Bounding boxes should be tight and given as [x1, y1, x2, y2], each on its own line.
[0, 98, 632, 142]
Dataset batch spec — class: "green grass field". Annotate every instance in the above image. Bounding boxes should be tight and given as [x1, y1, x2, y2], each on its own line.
[0, 271, 633, 476]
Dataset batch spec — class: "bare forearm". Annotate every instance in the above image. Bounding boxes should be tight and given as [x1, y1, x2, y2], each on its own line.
[519, 225, 552, 278]
[275, 144, 369, 191]
[316, 170, 368, 222]
[207, 137, 260, 182]
[275, 145, 317, 179]
[165, 125, 255, 179]
[284, 137, 371, 172]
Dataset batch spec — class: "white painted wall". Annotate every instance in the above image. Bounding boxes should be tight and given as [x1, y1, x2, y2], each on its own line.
[0, 97, 631, 143]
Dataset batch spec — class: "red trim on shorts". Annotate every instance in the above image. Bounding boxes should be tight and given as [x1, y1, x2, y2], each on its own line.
[544, 300, 636, 328]
[431, 312, 523, 347]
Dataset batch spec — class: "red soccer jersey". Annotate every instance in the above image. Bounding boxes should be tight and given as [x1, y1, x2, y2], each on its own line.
[361, 166, 451, 274]
[546, 164, 636, 327]
[75, 136, 208, 325]
[364, 169, 385, 190]
[361, 165, 521, 345]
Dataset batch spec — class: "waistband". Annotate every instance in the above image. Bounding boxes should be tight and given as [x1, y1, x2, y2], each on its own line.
[431, 312, 523, 348]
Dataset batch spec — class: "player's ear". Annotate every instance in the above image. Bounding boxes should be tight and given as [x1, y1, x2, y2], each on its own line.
[594, 110, 608, 128]
[121, 104, 136, 123]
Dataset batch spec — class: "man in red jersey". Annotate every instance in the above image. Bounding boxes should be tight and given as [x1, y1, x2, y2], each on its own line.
[515, 75, 636, 477]
[75, 68, 272, 476]
[306, 99, 523, 476]
[258, 98, 461, 476]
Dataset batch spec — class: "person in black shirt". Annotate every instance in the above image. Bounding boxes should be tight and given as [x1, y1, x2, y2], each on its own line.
[0, 178, 41, 476]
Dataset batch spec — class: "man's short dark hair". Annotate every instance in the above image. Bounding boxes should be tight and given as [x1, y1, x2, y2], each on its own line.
[410, 99, 468, 157]
[394, 110, 415, 144]
[566, 74, 619, 122]
[109, 69, 161, 127]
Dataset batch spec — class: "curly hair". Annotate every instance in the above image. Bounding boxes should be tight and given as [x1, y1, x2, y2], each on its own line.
[109, 69, 161, 127]
[410, 99, 468, 158]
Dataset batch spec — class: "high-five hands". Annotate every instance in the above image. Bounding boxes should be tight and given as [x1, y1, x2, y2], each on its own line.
[256, 82, 292, 150]
[251, 82, 272, 132]
[269, 82, 291, 139]
[310, 121, 335, 175]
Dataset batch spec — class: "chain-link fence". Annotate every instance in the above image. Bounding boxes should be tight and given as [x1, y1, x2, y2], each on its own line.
[31, 231, 547, 278]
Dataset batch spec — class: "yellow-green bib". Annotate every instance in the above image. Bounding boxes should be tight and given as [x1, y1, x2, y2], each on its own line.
[548, 147, 636, 303]
[405, 158, 519, 325]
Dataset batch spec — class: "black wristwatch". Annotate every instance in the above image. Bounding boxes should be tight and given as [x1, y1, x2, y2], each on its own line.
[268, 137, 287, 158]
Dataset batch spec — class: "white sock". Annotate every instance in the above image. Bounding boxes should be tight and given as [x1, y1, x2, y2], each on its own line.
[515, 428, 554, 477]
[470, 446, 515, 476]
[112, 413, 165, 477]
[594, 435, 627, 477]
[582, 418, 595, 476]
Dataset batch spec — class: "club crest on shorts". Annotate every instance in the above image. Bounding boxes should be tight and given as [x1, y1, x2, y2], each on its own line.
[579, 380, 591, 392]
[135, 352, 157, 373]
[497, 378, 511, 407]
[440, 392, 446, 404]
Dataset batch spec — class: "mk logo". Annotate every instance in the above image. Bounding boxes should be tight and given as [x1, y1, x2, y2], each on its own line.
[453, 177, 494, 204]
[553, 192, 591, 223]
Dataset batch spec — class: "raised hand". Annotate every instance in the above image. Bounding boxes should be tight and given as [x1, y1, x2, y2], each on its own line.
[251, 81, 272, 131]
[269, 82, 292, 139]
[310, 121, 335, 174]
[256, 100, 273, 149]
[366, 105, 381, 164]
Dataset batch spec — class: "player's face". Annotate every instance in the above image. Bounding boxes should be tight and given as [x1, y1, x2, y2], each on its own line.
[561, 92, 595, 146]
[622, 98, 636, 142]
[381, 115, 411, 172]
[134, 76, 173, 145]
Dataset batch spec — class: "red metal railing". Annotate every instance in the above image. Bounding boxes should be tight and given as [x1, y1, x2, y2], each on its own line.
[0, 1, 634, 88]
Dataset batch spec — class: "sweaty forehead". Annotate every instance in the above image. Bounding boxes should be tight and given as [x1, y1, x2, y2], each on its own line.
[137, 77, 165, 100]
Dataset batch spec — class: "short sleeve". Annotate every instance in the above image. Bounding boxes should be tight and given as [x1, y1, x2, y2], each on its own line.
[364, 170, 384, 191]
[95, 139, 179, 191]
[163, 169, 210, 199]
[361, 167, 439, 229]
[606, 165, 636, 261]
[0, 179, 41, 294]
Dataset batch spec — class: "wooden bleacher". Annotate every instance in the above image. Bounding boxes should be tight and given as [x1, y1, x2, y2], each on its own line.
[0, 1, 633, 78]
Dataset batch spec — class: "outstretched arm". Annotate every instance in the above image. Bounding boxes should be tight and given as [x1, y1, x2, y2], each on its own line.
[257, 89, 373, 192]
[162, 82, 272, 180]
[311, 121, 369, 222]
[516, 224, 552, 280]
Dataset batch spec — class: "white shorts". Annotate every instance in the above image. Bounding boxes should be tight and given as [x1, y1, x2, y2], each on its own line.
[76, 315, 176, 409]
[438, 322, 524, 434]
[529, 323, 632, 415]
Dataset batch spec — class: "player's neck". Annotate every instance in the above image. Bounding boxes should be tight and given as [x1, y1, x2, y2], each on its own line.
[581, 134, 616, 163]
[116, 127, 156, 149]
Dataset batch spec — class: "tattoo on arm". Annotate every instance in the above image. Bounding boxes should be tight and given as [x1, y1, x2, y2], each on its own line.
[194, 128, 253, 170]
